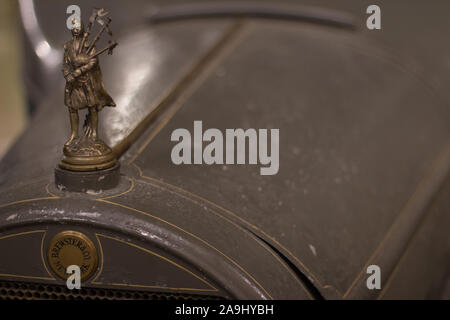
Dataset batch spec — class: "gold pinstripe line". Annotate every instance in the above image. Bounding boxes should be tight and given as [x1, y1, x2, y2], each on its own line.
[93, 282, 218, 292]
[93, 233, 217, 292]
[131, 163, 340, 296]
[0, 274, 55, 281]
[0, 197, 58, 210]
[343, 140, 450, 298]
[134, 178, 313, 299]
[91, 234, 105, 283]
[40, 231, 56, 279]
[376, 179, 447, 300]
[95, 198, 273, 299]
[45, 183, 60, 199]
[96, 178, 135, 201]
[0, 229, 46, 240]
[126, 20, 249, 164]
[0, 230, 56, 281]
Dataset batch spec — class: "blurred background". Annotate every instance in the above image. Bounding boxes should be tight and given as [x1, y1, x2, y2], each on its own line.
[0, 0, 27, 159]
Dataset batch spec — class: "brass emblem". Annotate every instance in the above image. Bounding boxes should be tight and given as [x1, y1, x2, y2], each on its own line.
[47, 231, 98, 281]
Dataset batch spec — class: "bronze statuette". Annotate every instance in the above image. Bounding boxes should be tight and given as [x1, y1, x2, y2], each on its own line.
[55, 8, 120, 192]
[60, 8, 118, 172]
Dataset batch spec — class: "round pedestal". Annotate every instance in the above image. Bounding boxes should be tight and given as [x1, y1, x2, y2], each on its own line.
[59, 138, 117, 171]
[55, 162, 121, 193]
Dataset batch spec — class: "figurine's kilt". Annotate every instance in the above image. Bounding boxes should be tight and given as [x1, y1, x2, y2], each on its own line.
[63, 39, 116, 110]
[64, 63, 116, 110]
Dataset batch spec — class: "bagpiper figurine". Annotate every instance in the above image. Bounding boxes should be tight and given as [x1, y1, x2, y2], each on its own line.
[55, 8, 120, 192]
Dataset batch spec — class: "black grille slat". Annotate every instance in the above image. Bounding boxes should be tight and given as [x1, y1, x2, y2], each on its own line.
[0, 280, 223, 300]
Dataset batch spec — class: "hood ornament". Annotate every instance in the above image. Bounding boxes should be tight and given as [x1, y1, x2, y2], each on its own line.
[55, 7, 120, 192]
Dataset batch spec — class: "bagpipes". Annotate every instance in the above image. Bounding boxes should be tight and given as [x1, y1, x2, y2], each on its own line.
[78, 8, 118, 59]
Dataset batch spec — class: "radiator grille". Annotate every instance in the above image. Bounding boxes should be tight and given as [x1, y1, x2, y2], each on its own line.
[0, 280, 223, 300]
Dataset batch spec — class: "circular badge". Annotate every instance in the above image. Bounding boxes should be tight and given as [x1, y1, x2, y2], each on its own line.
[47, 231, 98, 281]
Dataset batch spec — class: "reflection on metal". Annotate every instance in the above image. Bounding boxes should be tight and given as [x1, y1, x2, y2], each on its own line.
[146, 2, 356, 29]
[111, 21, 244, 158]
[101, 22, 231, 151]
[18, 0, 60, 68]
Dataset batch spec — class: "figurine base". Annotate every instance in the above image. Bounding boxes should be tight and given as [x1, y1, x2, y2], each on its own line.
[59, 154, 117, 171]
[55, 162, 121, 193]
[60, 137, 117, 171]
